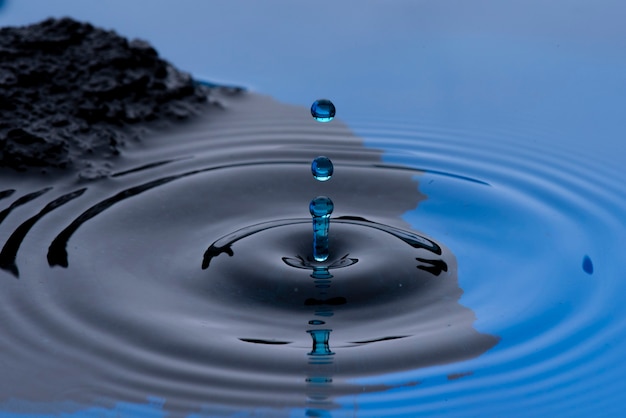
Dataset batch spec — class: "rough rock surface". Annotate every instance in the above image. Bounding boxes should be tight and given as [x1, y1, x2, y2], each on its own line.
[0, 17, 219, 175]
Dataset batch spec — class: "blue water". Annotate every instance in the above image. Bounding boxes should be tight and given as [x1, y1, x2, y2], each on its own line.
[311, 157, 333, 182]
[310, 100, 336, 123]
[1, 1, 626, 417]
[346, 121, 626, 417]
[309, 196, 333, 262]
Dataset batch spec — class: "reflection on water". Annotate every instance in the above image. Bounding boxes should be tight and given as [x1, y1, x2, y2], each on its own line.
[0, 90, 498, 416]
[203, 206, 488, 415]
[2, 1, 626, 416]
[1, 81, 622, 418]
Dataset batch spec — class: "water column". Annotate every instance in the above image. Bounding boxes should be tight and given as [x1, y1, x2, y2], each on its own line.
[309, 100, 335, 262]
[309, 195, 334, 262]
[310, 154, 335, 262]
[306, 101, 337, 415]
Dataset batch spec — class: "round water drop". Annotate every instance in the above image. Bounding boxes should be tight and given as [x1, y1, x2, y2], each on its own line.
[309, 196, 334, 218]
[311, 156, 333, 181]
[311, 99, 336, 122]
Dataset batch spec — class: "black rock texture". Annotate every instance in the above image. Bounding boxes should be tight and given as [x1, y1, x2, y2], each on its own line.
[0, 17, 216, 174]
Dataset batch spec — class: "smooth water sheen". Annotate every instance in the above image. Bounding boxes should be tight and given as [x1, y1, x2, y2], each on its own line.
[0, 89, 625, 418]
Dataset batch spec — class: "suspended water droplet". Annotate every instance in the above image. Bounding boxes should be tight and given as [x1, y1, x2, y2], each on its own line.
[308, 320, 326, 325]
[311, 156, 333, 181]
[310, 99, 336, 122]
[309, 196, 334, 262]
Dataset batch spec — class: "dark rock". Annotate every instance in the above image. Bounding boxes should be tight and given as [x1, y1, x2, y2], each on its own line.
[0, 17, 224, 174]
[1, 128, 69, 168]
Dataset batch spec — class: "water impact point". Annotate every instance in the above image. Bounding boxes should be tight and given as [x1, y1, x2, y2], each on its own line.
[309, 196, 334, 262]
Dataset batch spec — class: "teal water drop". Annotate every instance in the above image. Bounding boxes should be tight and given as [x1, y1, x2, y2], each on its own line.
[311, 99, 336, 122]
[311, 156, 333, 181]
[309, 196, 333, 218]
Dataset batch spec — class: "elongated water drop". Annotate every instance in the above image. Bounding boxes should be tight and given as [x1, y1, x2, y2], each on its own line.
[311, 156, 333, 181]
[311, 99, 335, 122]
[309, 196, 333, 262]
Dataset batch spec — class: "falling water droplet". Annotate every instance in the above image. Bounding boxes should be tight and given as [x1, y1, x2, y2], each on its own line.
[309, 196, 334, 262]
[311, 156, 333, 182]
[310, 99, 336, 122]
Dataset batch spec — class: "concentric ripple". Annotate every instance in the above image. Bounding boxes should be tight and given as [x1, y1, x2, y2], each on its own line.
[1, 91, 624, 417]
[337, 118, 626, 417]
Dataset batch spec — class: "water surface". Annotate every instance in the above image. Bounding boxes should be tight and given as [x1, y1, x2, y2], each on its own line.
[0, 91, 500, 417]
[1, 1, 626, 416]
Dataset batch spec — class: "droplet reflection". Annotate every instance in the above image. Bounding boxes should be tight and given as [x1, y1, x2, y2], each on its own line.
[307, 329, 334, 356]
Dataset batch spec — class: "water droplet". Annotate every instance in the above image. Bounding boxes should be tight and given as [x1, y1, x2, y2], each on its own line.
[308, 320, 326, 325]
[311, 156, 333, 181]
[310, 99, 336, 122]
[309, 196, 334, 218]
